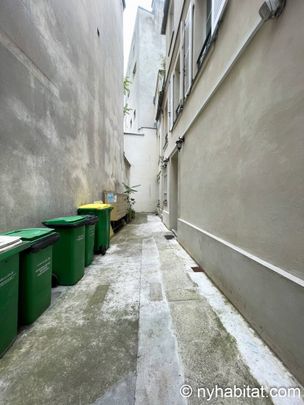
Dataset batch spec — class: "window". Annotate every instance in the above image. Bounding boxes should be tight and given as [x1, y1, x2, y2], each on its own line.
[211, 0, 228, 34]
[134, 110, 136, 120]
[168, 77, 174, 130]
[207, 0, 212, 34]
[169, 53, 183, 127]
[163, 167, 168, 206]
[173, 54, 182, 122]
[163, 103, 169, 150]
[183, 3, 193, 97]
[196, 0, 228, 67]
[133, 62, 137, 76]
[167, 1, 174, 55]
[193, 0, 210, 71]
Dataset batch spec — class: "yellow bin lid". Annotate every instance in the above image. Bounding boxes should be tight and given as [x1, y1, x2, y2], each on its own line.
[78, 203, 112, 210]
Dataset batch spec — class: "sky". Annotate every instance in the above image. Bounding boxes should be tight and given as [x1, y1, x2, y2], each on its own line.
[123, 0, 152, 73]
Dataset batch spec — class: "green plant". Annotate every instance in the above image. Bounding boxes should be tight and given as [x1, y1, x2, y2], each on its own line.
[123, 183, 140, 220]
[123, 76, 131, 96]
[123, 76, 133, 116]
[123, 103, 133, 116]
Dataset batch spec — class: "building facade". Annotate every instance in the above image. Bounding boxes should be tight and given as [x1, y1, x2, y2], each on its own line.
[124, 0, 165, 212]
[0, 0, 125, 231]
[156, 0, 304, 384]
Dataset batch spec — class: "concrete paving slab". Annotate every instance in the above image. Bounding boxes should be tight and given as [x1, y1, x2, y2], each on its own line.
[135, 237, 186, 405]
[0, 214, 302, 405]
[0, 230, 141, 405]
[149, 282, 163, 301]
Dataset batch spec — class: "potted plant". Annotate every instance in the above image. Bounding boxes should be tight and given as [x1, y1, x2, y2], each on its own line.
[123, 183, 140, 222]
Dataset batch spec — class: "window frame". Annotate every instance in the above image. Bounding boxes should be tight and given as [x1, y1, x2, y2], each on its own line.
[183, 2, 194, 98]
[168, 76, 174, 130]
[172, 52, 183, 123]
[167, 1, 175, 56]
[163, 167, 168, 206]
[211, 0, 228, 35]
[196, 0, 228, 73]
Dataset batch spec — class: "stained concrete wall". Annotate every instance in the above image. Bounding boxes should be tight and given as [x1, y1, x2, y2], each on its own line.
[160, 0, 304, 384]
[0, 0, 125, 231]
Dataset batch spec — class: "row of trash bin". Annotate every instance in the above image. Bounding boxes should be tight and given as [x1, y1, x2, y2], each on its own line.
[0, 203, 112, 357]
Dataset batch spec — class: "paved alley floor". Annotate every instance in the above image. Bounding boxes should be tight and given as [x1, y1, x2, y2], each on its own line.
[0, 214, 303, 405]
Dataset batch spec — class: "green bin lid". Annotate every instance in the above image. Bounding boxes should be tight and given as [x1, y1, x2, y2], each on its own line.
[43, 216, 85, 226]
[5, 228, 54, 241]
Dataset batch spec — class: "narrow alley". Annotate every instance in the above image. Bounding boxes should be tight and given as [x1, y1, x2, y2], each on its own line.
[0, 0, 304, 403]
[0, 215, 301, 405]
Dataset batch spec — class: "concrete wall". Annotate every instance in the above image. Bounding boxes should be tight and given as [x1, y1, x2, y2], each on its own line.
[124, 130, 159, 212]
[0, 0, 125, 231]
[138, 3, 165, 128]
[160, 0, 304, 384]
[125, 5, 164, 132]
[124, 1, 165, 212]
[124, 11, 139, 132]
[123, 155, 131, 187]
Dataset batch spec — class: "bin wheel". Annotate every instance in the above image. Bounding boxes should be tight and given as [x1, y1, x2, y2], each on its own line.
[52, 274, 59, 288]
[100, 246, 106, 255]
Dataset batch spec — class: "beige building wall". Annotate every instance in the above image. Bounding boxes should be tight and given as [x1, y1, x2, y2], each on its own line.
[158, 0, 304, 384]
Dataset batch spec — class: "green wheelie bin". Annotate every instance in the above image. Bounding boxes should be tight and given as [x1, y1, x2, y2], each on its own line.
[0, 236, 31, 356]
[82, 215, 98, 267]
[4, 228, 59, 325]
[78, 204, 113, 255]
[42, 216, 86, 286]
